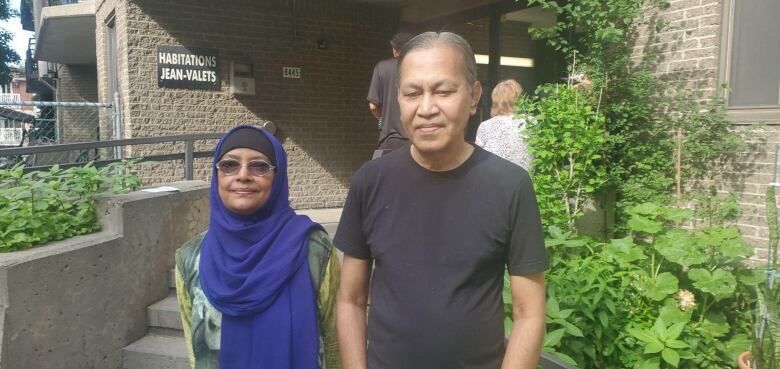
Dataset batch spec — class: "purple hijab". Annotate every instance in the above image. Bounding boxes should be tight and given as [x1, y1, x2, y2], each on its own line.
[199, 125, 320, 369]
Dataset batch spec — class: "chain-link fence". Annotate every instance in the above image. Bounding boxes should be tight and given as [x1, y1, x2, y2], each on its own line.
[0, 95, 116, 169]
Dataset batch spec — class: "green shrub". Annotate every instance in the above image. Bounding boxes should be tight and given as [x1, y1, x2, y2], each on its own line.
[0, 161, 140, 252]
[505, 202, 759, 368]
[519, 84, 608, 231]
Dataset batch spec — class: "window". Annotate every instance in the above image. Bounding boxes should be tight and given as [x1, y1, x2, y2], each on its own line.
[721, 0, 780, 109]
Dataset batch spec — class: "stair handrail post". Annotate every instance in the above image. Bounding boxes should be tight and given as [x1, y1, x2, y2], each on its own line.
[184, 139, 194, 180]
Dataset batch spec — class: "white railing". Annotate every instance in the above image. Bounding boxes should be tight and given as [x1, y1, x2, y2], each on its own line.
[0, 128, 23, 146]
[0, 93, 22, 104]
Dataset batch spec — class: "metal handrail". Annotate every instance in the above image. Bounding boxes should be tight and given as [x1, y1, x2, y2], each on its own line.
[0, 133, 223, 180]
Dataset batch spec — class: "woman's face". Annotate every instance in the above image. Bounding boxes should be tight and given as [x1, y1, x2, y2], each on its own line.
[216, 148, 275, 215]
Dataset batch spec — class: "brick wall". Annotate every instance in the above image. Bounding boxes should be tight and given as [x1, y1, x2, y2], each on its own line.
[95, 0, 399, 209]
[56, 64, 100, 143]
[632, 0, 780, 259]
[632, 0, 721, 96]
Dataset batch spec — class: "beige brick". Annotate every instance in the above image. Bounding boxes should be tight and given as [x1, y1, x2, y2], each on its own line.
[684, 4, 719, 19]
[93, 0, 394, 208]
[669, 0, 702, 11]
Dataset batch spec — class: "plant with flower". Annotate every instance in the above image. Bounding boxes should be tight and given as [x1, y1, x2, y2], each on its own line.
[511, 202, 762, 369]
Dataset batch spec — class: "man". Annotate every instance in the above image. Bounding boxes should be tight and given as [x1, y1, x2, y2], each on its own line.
[367, 32, 413, 154]
[336, 32, 548, 369]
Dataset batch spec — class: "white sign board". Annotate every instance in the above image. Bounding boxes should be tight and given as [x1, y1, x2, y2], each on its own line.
[283, 67, 301, 79]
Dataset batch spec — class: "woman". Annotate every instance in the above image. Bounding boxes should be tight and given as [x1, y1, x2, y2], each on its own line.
[475, 79, 532, 170]
[175, 125, 341, 369]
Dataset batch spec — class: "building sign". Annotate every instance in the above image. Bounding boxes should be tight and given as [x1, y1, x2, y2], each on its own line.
[157, 46, 219, 90]
[283, 67, 301, 79]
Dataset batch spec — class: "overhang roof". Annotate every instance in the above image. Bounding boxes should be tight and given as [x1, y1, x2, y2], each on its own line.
[35, 2, 96, 65]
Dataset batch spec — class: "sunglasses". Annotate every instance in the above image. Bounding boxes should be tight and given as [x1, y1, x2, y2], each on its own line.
[216, 159, 276, 177]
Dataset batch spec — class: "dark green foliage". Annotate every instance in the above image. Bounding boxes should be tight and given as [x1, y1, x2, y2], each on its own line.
[0, 161, 141, 252]
[505, 202, 757, 368]
[0, 0, 19, 85]
[518, 84, 608, 231]
[524, 0, 753, 232]
[752, 185, 780, 369]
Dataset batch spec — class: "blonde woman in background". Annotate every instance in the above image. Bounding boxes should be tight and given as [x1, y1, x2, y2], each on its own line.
[475, 79, 532, 170]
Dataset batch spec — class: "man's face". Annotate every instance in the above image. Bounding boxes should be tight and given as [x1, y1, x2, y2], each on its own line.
[398, 45, 481, 155]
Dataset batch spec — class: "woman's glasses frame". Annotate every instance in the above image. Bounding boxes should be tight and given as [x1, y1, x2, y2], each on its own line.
[216, 159, 276, 177]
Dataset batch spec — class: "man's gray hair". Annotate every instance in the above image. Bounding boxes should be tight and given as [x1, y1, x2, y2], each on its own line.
[398, 31, 478, 86]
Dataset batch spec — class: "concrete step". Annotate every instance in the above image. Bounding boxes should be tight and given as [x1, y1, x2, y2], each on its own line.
[123, 334, 189, 369]
[148, 294, 182, 331]
[298, 208, 341, 236]
[149, 326, 184, 338]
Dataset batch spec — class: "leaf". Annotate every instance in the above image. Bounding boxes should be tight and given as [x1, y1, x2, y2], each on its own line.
[661, 348, 680, 367]
[659, 298, 692, 325]
[562, 238, 589, 248]
[654, 230, 706, 267]
[628, 327, 658, 343]
[700, 313, 729, 338]
[637, 356, 660, 369]
[632, 202, 661, 216]
[560, 320, 584, 337]
[544, 350, 578, 366]
[604, 236, 647, 264]
[724, 334, 751, 360]
[504, 316, 514, 336]
[557, 308, 574, 320]
[688, 268, 737, 300]
[543, 328, 566, 347]
[644, 340, 664, 354]
[546, 295, 560, 316]
[661, 207, 693, 222]
[677, 350, 696, 360]
[598, 311, 609, 328]
[665, 322, 686, 340]
[548, 225, 565, 239]
[643, 272, 679, 301]
[628, 214, 663, 234]
[652, 318, 668, 338]
[736, 268, 765, 286]
[719, 236, 753, 259]
[665, 339, 689, 349]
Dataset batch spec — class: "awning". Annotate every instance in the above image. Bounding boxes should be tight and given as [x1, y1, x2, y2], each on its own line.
[35, 2, 96, 65]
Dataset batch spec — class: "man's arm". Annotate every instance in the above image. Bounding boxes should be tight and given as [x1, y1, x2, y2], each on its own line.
[368, 102, 381, 119]
[336, 254, 372, 369]
[501, 272, 546, 369]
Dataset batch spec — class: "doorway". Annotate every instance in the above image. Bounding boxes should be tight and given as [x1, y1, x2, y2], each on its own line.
[412, 1, 563, 140]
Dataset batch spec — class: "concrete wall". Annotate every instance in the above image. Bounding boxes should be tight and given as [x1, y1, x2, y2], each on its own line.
[0, 181, 209, 369]
[95, 0, 399, 209]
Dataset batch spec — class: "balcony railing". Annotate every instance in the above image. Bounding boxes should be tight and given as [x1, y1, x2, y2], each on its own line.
[44, 0, 79, 6]
[0, 128, 23, 146]
[0, 94, 22, 105]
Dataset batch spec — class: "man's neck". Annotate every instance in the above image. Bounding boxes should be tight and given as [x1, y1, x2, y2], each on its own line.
[410, 141, 474, 172]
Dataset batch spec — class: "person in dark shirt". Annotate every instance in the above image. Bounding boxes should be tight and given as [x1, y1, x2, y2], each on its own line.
[336, 32, 548, 369]
[367, 32, 413, 155]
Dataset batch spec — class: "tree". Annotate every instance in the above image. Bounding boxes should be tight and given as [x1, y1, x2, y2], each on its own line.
[0, 0, 20, 86]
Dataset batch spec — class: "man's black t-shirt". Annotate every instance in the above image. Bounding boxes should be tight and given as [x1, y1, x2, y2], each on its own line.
[334, 146, 549, 369]
[367, 58, 408, 150]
